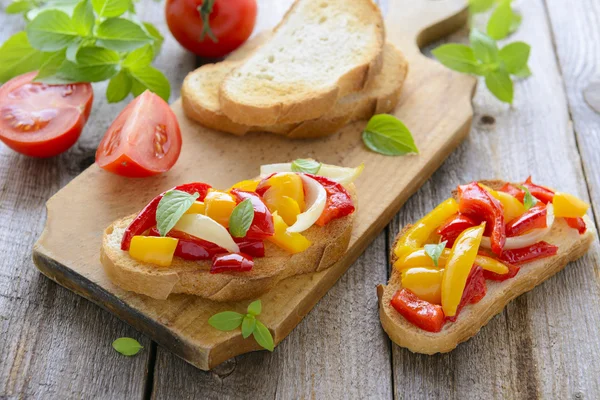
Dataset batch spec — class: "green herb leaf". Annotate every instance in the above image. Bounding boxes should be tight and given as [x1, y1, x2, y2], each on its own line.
[509, 12, 522, 34]
[291, 159, 321, 174]
[513, 64, 532, 79]
[485, 68, 514, 103]
[362, 114, 418, 156]
[26, 9, 79, 51]
[241, 315, 256, 339]
[123, 44, 154, 69]
[96, 17, 152, 52]
[26, 0, 79, 20]
[0, 32, 51, 83]
[52, 46, 120, 82]
[72, 0, 95, 36]
[487, 0, 513, 40]
[106, 70, 132, 103]
[92, 0, 130, 18]
[128, 65, 171, 101]
[229, 198, 254, 238]
[156, 190, 200, 236]
[6, 0, 34, 14]
[431, 44, 482, 74]
[208, 311, 244, 331]
[247, 299, 261, 316]
[143, 22, 164, 57]
[519, 185, 538, 211]
[112, 337, 143, 356]
[499, 41, 530, 75]
[35, 49, 68, 83]
[468, 0, 494, 13]
[470, 29, 498, 64]
[65, 40, 81, 62]
[253, 321, 274, 352]
[424, 241, 447, 268]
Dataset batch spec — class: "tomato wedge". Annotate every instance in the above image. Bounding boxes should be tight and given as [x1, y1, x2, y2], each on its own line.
[96, 91, 182, 177]
[0, 71, 93, 157]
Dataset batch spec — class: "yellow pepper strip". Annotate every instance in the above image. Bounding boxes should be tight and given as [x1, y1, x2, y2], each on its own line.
[394, 198, 459, 259]
[204, 190, 236, 228]
[441, 224, 485, 317]
[480, 183, 525, 222]
[264, 173, 306, 211]
[264, 194, 301, 226]
[267, 212, 311, 254]
[395, 248, 508, 275]
[228, 179, 260, 193]
[401, 267, 444, 305]
[129, 236, 178, 267]
[185, 201, 205, 215]
[553, 192, 589, 218]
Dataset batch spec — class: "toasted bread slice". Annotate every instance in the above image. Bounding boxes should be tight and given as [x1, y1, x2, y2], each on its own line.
[182, 43, 407, 138]
[101, 185, 356, 302]
[218, 0, 385, 126]
[378, 180, 595, 354]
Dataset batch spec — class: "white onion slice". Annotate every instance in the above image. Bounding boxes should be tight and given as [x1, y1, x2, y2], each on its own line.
[260, 162, 363, 185]
[286, 175, 327, 233]
[481, 203, 555, 250]
[174, 214, 240, 253]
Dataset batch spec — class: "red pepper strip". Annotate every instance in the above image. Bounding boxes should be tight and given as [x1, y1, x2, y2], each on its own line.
[500, 241, 558, 265]
[121, 182, 212, 250]
[211, 253, 254, 274]
[255, 173, 277, 197]
[390, 288, 446, 333]
[499, 183, 525, 203]
[505, 204, 547, 237]
[565, 217, 587, 234]
[437, 214, 478, 247]
[483, 262, 520, 281]
[306, 174, 355, 226]
[457, 182, 506, 255]
[522, 176, 555, 204]
[446, 266, 487, 322]
[235, 238, 265, 257]
[230, 189, 275, 240]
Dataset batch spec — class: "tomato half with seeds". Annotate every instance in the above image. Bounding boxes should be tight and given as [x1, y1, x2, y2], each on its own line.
[96, 91, 182, 178]
[0, 71, 93, 158]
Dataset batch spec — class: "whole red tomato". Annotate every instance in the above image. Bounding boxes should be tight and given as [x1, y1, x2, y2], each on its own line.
[166, 0, 257, 58]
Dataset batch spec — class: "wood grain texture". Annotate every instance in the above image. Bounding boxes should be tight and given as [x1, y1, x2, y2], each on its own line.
[389, 0, 600, 398]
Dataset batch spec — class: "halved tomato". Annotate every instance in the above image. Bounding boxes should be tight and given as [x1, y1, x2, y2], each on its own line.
[96, 91, 182, 178]
[0, 71, 93, 157]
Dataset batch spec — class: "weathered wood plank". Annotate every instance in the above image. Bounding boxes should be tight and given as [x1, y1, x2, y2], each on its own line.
[389, 0, 600, 398]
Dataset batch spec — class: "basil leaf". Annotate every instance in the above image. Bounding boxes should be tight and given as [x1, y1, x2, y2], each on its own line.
[519, 185, 538, 211]
[123, 44, 154, 69]
[499, 42, 530, 75]
[35, 50, 68, 83]
[6, 0, 34, 14]
[362, 114, 418, 156]
[143, 22, 164, 57]
[208, 311, 244, 331]
[128, 65, 171, 102]
[424, 241, 447, 268]
[485, 68, 514, 104]
[247, 299, 261, 316]
[431, 44, 482, 75]
[0, 32, 51, 83]
[26, 0, 79, 20]
[229, 198, 254, 238]
[253, 321, 274, 352]
[107, 70, 132, 103]
[65, 40, 81, 62]
[156, 190, 199, 236]
[92, 0, 130, 18]
[51, 46, 120, 82]
[468, 0, 494, 13]
[509, 12, 522, 34]
[513, 64, 532, 79]
[241, 315, 256, 339]
[27, 10, 80, 51]
[96, 18, 152, 52]
[470, 29, 498, 64]
[112, 337, 143, 356]
[291, 159, 321, 174]
[487, 0, 513, 40]
[72, 0, 95, 36]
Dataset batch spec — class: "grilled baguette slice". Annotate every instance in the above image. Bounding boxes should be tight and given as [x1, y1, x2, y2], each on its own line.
[378, 180, 595, 354]
[218, 0, 385, 126]
[101, 185, 355, 302]
[182, 42, 407, 138]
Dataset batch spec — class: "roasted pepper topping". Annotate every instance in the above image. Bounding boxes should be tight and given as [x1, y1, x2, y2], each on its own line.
[553, 192, 589, 218]
[267, 212, 311, 254]
[401, 267, 443, 305]
[129, 236, 178, 267]
[390, 289, 446, 333]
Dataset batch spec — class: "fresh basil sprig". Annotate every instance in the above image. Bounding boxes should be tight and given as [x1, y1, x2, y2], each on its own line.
[112, 337, 143, 356]
[209, 300, 275, 352]
[229, 198, 254, 238]
[518, 185, 538, 211]
[424, 241, 447, 267]
[362, 114, 419, 156]
[1, 0, 170, 102]
[156, 190, 199, 236]
[291, 159, 321, 174]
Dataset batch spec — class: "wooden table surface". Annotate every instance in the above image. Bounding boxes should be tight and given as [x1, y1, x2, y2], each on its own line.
[1, 0, 599, 398]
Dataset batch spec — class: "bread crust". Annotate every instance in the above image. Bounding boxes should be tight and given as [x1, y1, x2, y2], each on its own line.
[378, 180, 595, 354]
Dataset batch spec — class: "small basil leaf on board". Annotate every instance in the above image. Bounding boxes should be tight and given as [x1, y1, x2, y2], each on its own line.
[156, 190, 199, 236]
[208, 311, 244, 331]
[513, 64, 532, 79]
[499, 42, 530, 75]
[107, 70, 132, 103]
[362, 114, 418, 156]
[241, 315, 256, 339]
[253, 321, 274, 352]
[229, 198, 254, 238]
[487, 0, 513, 40]
[72, 0, 95, 36]
[26, 10, 80, 51]
[431, 44, 481, 74]
[0, 32, 50, 83]
[424, 241, 447, 267]
[519, 185, 538, 211]
[247, 299, 261, 316]
[6, 0, 34, 14]
[92, 0, 131, 18]
[291, 159, 321, 174]
[485, 68, 514, 104]
[468, 0, 494, 13]
[96, 18, 152, 52]
[123, 44, 154, 69]
[470, 29, 499, 64]
[112, 337, 143, 356]
[128, 65, 171, 101]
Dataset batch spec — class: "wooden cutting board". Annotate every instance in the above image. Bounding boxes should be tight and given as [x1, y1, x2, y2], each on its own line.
[33, 0, 475, 371]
